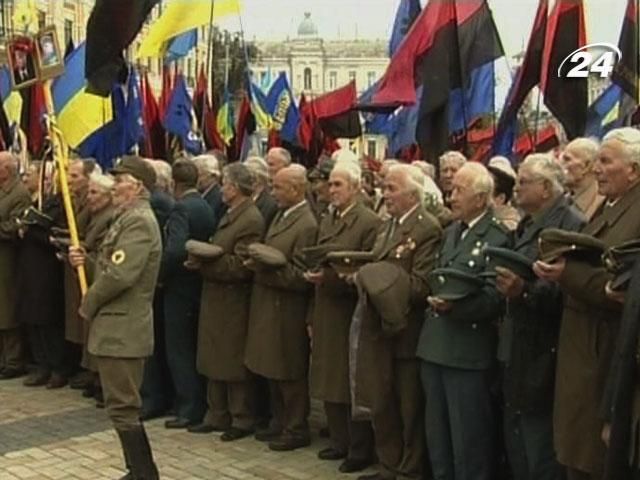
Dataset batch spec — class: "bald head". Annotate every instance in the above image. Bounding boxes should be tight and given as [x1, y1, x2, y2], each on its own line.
[272, 165, 307, 208]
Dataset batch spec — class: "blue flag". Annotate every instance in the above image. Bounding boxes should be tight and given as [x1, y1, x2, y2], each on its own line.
[265, 73, 300, 143]
[584, 83, 635, 138]
[448, 61, 496, 132]
[123, 68, 145, 152]
[163, 74, 203, 154]
[165, 29, 197, 62]
[389, 0, 422, 57]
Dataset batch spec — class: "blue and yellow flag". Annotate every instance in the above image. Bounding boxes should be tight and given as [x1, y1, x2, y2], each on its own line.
[216, 89, 234, 146]
[52, 43, 113, 148]
[137, 0, 241, 58]
[0, 67, 23, 126]
[264, 73, 299, 143]
[248, 80, 271, 130]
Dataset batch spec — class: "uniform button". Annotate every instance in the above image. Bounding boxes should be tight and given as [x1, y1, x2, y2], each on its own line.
[471, 323, 477, 329]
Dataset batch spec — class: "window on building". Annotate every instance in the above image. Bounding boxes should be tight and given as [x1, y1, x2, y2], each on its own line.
[38, 10, 46, 31]
[367, 140, 377, 159]
[64, 19, 74, 46]
[329, 71, 337, 89]
[304, 67, 312, 90]
[367, 71, 376, 88]
[349, 71, 357, 83]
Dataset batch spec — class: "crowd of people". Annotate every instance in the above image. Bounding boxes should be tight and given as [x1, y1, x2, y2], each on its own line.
[0, 127, 640, 480]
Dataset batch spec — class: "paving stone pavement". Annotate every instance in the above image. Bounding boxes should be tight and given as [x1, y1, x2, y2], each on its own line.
[0, 377, 377, 479]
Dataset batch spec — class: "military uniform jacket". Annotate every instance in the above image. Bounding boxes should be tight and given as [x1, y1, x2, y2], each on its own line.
[81, 197, 162, 358]
[502, 196, 585, 414]
[371, 205, 442, 359]
[554, 181, 640, 474]
[254, 189, 278, 229]
[196, 200, 265, 381]
[245, 202, 318, 380]
[310, 202, 381, 403]
[416, 210, 511, 370]
[0, 178, 31, 330]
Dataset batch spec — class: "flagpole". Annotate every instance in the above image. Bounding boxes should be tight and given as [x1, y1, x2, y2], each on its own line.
[42, 79, 88, 296]
[202, 0, 216, 129]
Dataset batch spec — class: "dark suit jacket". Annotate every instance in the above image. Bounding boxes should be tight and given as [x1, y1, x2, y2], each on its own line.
[202, 183, 224, 230]
[416, 210, 511, 370]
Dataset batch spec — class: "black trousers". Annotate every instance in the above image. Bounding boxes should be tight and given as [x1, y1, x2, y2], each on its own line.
[26, 323, 65, 374]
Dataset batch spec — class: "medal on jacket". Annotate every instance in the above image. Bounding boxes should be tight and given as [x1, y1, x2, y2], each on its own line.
[111, 249, 126, 265]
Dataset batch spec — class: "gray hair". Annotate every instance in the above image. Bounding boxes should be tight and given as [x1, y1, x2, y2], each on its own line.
[281, 164, 307, 190]
[603, 127, 640, 169]
[457, 162, 494, 197]
[245, 156, 269, 186]
[89, 172, 115, 191]
[564, 137, 600, 166]
[193, 154, 221, 177]
[332, 148, 359, 165]
[223, 163, 254, 197]
[439, 150, 467, 168]
[411, 160, 436, 179]
[267, 147, 292, 166]
[331, 162, 361, 187]
[388, 164, 425, 199]
[521, 153, 565, 196]
[145, 159, 172, 193]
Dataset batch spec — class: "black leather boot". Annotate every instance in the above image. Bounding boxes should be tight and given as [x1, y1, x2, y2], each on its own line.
[116, 424, 159, 479]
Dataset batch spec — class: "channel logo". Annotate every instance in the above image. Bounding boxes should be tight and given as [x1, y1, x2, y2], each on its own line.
[557, 43, 622, 78]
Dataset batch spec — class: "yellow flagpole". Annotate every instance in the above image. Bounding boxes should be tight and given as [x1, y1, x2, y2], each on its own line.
[42, 79, 88, 296]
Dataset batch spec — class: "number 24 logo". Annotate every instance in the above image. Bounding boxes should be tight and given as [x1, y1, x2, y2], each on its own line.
[557, 43, 622, 79]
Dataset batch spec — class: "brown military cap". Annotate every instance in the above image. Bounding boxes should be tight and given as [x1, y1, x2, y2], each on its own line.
[185, 240, 224, 259]
[538, 228, 606, 264]
[603, 239, 640, 291]
[326, 250, 374, 275]
[483, 246, 535, 281]
[247, 243, 288, 267]
[359, 261, 410, 335]
[110, 155, 157, 191]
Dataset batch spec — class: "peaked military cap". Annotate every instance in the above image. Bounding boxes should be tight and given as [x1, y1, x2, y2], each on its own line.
[185, 240, 224, 259]
[359, 261, 410, 335]
[110, 155, 157, 191]
[247, 243, 288, 267]
[326, 250, 374, 275]
[21, 206, 54, 230]
[603, 239, 640, 291]
[427, 267, 485, 301]
[301, 243, 338, 270]
[538, 228, 606, 264]
[483, 246, 535, 281]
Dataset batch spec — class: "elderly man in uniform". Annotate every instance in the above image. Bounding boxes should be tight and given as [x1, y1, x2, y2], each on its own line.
[192, 163, 265, 439]
[245, 156, 278, 226]
[193, 152, 225, 226]
[438, 151, 467, 208]
[358, 164, 443, 480]
[417, 162, 511, 480]
[0, 152, 32, 379]
[69, 156, 162, 479]
[494, 154, 585, 480]
[561, 137, 604, 220]
[266, 147, 292, 183]
[161, 161, 215, 430]
[245, 165, 318, 451]
[305, 161, 381, 473]
[534, 127, 640, 480]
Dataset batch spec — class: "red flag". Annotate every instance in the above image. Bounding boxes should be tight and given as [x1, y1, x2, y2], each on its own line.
[158, 65, 173, 119]
[140, 71, 166, 159]
[193, 66, 224, 151]
[27, 83, 46, 157]
[268, 129, 281, 148]
[233, 94, 254, 161]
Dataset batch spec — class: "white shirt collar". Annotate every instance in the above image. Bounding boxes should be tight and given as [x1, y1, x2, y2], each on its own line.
[397, 203, 419, 225]
[283, 199, 307, 218]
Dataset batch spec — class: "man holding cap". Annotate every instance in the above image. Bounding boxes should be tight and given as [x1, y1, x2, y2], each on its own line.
[69, 155, 162, 479]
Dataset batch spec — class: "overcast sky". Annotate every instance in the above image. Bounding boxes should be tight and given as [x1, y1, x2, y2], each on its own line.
[215, 0, 628, 58]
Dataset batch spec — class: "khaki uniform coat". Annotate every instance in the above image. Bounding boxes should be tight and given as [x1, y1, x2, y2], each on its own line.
[196, 200, 265, 381]
[0, 178, 30, 330]
[555, 181, 640, 474]
[64, 195, 91, 343]
[80, 197, 162, 358]
[245, 203, 318, 381]
[310, 202, 381, 403]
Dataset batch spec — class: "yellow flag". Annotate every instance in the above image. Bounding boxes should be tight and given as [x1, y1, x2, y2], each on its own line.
[137, 0, 241, 58]
[13, 0, 38, 34]
[4, 92, 23, 126]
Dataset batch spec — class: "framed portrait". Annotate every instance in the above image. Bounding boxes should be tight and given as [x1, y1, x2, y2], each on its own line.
[7, 36, 38, 90]
[35, 27, 64, 81]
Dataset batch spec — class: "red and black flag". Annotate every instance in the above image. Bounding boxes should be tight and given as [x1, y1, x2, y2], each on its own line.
[85, 0, 158, 96]
[140, 71, 166, 159]
[193, 65, 224, 151]
[612, 0, 639, 103]
[540, 0, 588, 139]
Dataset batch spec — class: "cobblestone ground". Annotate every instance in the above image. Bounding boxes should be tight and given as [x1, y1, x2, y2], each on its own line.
[0, 377, 376, 479]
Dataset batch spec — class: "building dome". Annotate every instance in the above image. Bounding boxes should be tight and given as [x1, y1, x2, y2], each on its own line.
[297, 12, 318, 37]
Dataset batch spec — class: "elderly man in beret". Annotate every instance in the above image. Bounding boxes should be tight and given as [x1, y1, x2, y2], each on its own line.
[417, 162, 511, 480]
[495, 154, 585, 480]
[357, 164, 442, 480]
[304, 161, 381, 473]
[69, 156, 162, 479]
[245, 165, 318, 451]
[535, 127, 640, 480]
[190, 163, 265, 440]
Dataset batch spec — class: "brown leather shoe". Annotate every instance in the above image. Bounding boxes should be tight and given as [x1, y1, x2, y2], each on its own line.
[254, 426, 282, 442]
[46, 373, 68, 389]
[23, 370, 51, 387]
[268, 434, 311, 451]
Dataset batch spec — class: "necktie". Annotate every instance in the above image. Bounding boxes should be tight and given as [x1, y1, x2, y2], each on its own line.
[385, 218, 398, 245]
[456, 221, 469, 245]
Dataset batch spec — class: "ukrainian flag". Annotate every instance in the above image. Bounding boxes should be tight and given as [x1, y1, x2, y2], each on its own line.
[0, 67, 23, 125]
[217, 89, 234, 146]
[52, 43, 112, 148]
[137, 0, 241, 58]
[248, 80, 272, 130]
